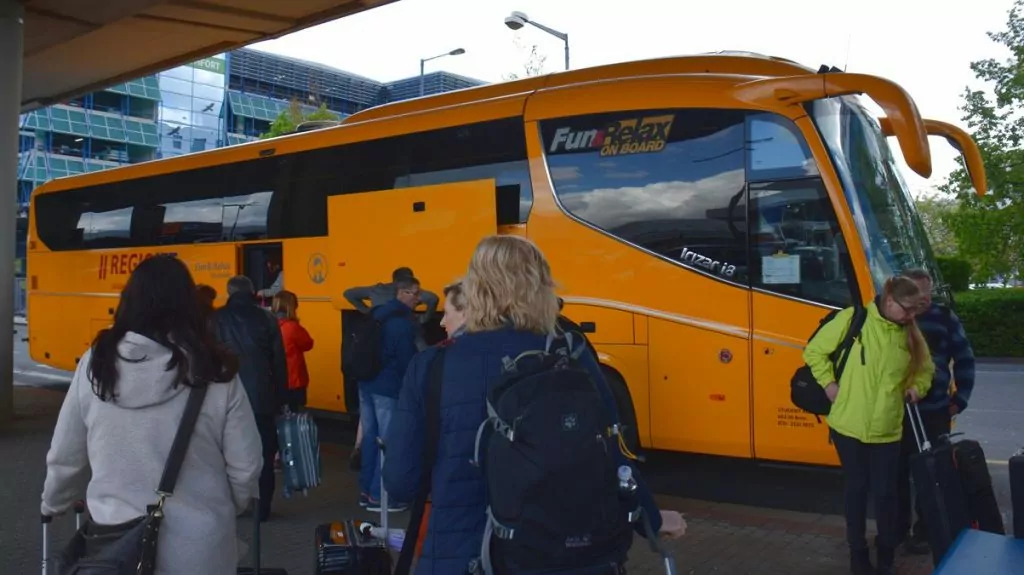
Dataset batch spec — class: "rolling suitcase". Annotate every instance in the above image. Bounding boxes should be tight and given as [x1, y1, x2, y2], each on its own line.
[314, 437, 397, 575]
[276, 407, 322, 498]
[946, 436, 1004, 535]
[906, 403, 971, 566]
[237, 496, 288, 574]
[1010, 447, 1024, 538]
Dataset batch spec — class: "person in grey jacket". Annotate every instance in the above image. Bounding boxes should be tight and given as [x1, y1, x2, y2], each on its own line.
[344, 266, 440, 337]
[41, 255, 262, 575]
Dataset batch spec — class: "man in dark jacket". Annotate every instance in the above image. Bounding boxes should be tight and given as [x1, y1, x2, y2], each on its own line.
[358, 277, 421, 512]
[213, 275, 288, 521]
[898, 269, 977, 554]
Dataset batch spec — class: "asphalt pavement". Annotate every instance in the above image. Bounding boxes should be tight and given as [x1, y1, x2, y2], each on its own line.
[12, 325, 71, 389]
[9, 325, 1022, 526]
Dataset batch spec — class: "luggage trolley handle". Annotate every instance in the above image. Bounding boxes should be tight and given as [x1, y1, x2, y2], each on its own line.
[376, 437, 388, 535]
[906, 401, 932, 453]
[41, 500, 86, 575]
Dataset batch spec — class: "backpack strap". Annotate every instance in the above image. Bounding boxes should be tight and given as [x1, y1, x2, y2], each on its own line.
[545, 329, 586, 361]
[832, 304, 867, 384]
[393, 348, 447, 575]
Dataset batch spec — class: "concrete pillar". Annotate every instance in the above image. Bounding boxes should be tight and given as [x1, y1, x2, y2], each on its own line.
[0, 0, 24, 421]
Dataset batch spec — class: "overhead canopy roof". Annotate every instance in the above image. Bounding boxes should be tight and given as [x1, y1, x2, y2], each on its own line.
[20, 0, 400, 112]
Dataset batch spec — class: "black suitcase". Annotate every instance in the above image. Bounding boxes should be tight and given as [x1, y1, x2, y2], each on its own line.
[237, 496, 288, 574]
[314, 437, 394, 575]
[906, 403, 971, 566]
[1010, 447, 1024, 538]
[947, 437, 1004, 535]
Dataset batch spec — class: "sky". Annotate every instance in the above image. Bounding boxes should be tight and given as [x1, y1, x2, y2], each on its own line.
[251, 0, 1017, 199]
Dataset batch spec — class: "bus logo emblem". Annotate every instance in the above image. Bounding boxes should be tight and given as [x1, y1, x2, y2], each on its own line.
[308, 252, 328, 284]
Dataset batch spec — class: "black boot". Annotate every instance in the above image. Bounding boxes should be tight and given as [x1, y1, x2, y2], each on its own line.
[850, 547, 874, 575]
[876, 546, 895, 575]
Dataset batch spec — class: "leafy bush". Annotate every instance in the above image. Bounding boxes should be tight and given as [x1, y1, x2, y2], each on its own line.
[952, 289, 1024, 358]
[936, 257, 973, 292]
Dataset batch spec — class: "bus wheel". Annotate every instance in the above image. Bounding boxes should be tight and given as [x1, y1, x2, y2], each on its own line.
[601, 366, 642, 458]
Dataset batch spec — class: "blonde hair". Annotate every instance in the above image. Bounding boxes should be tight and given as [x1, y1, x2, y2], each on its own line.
[272, 290, 299, 321]
[443, 281, 466, 312]
[463, 235, 560, 334]
[883, 275, 929, 389]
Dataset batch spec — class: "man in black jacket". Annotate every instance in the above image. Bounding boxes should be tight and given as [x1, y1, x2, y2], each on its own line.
[214, 275, 289, 521]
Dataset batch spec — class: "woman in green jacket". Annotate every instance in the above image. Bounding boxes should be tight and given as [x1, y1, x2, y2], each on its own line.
[804, 275, 935, 575]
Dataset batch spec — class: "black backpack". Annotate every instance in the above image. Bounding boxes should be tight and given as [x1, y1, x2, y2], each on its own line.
[790, 304, 867, 419]
[467, 331, 637, 574]
[342, 309, 403, 383]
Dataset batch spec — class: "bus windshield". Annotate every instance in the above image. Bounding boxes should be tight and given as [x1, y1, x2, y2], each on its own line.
[809, 96, 941, 291]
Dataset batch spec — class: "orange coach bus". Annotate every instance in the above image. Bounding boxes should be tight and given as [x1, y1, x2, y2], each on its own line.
[26, 51, 987, 467]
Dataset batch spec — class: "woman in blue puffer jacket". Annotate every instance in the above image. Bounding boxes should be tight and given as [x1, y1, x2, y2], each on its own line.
[383, 235, 685, 575]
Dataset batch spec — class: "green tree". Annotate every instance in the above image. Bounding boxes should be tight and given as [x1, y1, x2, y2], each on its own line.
[914, 192, 959, 257]
[260, 100, 339, 139]
[940, 0, 1024, 283]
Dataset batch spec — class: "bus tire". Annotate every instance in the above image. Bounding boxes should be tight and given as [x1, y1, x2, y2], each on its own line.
[600, 365, 642, 458]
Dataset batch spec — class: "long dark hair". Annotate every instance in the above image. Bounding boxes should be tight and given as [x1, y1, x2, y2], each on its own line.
[89, 255, 239, 401]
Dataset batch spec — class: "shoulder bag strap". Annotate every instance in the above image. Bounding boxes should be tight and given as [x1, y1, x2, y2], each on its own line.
[156, 384, 208, 499]
[394, 347, 448, 575]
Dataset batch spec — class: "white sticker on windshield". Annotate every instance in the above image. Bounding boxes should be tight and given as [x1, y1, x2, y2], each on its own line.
[762, 254, 801, 285]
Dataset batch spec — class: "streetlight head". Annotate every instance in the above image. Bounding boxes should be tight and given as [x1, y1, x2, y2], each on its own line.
[450, 48, 466, 56]
[504, 11, 528, 30]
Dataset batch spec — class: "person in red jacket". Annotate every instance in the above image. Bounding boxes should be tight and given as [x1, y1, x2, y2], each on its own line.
[272, 290, 314, 411]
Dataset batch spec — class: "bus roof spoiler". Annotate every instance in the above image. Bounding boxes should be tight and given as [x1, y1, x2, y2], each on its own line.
[878, 117, 987, 197]
[732, 73, 932, 179]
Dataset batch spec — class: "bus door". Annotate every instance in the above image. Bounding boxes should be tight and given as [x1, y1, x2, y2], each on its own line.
[745, 114, 860, 465]
[326, 179, 498, 412]
[241, 242, 282, 306]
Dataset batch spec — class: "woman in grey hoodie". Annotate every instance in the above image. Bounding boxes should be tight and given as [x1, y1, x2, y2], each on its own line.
[41, 255, 263, 574]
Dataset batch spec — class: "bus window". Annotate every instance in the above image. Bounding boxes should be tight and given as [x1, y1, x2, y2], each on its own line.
[747, 113, 820, 181]
[745, 112, 854, 308]
[33, 155, 287, 251]
[77, 207, 134, 249]
[542, 109, 749, 283]
[747, 179, 854, 308]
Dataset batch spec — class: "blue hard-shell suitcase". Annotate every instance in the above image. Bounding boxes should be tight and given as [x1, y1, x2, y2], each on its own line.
[276, 409, 321, 498]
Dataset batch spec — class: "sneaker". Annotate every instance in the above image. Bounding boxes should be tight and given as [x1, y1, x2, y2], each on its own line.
[358, 493, 369, 508]
[365, 497, 408, 513]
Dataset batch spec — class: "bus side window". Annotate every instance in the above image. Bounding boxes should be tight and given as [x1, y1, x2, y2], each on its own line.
[542, 108, 749, 284]
[744, 113, 853, 308]
[747, 179, 854, 308]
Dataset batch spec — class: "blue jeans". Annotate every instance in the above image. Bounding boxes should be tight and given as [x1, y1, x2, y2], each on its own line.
[358, 389, 397, 501]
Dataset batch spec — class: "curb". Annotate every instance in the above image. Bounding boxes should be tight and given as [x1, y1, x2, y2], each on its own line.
[976, 358, 1024, 366]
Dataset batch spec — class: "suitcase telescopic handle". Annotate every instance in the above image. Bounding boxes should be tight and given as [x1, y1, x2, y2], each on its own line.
[906, 401, 932, 452]
[40, 500, 85, 575]
[377, 437, 388, 535]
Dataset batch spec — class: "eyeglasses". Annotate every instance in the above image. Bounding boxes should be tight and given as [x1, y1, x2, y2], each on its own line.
[894, 298, 924, 316]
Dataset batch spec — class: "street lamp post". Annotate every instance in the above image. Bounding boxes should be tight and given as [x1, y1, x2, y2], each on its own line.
[504, 11, 569, 71]
[419, 48, 466, 96]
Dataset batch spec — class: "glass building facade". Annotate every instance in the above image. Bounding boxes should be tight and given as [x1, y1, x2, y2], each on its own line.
[14, 48, 487, 279]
